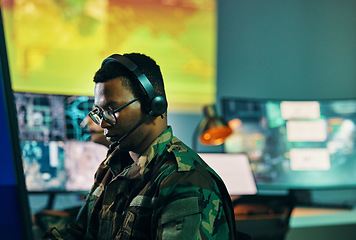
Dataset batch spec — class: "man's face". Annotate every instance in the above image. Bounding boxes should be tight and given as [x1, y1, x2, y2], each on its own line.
[93, 77, 148, 152]
[87, 115, 110, 147]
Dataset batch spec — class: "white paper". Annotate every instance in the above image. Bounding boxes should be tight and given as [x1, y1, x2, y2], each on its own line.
[49, 141, 59, 167]
[286, 120, 327, 142]
[290, 148, 330, 171]
[198, 153, 257, 195]
[281, 101, 320, 119]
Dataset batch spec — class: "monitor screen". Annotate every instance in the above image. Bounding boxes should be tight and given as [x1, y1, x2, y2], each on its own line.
[198, 153, 257, 195]
[14, 92, 107, 193]
[222, 98, 356, 190]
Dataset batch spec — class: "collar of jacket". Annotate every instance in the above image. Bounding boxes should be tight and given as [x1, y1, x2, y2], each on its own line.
[104, 126, 174, 178]
[135, 126, 174, 176]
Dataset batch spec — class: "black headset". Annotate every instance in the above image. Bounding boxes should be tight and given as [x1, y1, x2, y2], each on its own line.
[101, 55, 167, 117]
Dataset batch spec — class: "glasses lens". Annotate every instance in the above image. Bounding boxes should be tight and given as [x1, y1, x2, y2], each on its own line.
[88, 112, 102, 125]
[102, 111, 117, 125]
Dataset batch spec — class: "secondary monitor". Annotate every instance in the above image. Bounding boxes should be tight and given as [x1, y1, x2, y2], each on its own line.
[198, 153, 257, 195]
[14, 92, 107, 193]
[222, 97, 356, 190]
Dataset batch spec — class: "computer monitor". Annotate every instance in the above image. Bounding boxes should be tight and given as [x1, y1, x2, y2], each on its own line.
[198, 153, 257, 195]
[14, 92, 94, 142]
[0, 8, 33, 239]
[20, 140, 107, 193]
[14, 92, 107, 193]
[222, 97, 356, 190]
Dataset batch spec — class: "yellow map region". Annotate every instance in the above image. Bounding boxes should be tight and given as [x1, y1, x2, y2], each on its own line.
[2, 0, 216, 112]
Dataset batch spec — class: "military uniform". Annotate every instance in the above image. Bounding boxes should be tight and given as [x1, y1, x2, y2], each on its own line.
[46, 127, 236, 239]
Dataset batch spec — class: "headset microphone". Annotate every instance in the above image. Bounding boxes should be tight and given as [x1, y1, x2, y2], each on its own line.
[85, 130, 105, 134]
[109, 114, 150, 150]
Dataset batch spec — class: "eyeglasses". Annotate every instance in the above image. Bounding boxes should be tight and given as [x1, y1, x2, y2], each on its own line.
[88, 97, 140, 126]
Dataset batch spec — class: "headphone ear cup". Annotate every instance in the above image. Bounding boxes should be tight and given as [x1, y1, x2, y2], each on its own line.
[149, 95, 167, 117]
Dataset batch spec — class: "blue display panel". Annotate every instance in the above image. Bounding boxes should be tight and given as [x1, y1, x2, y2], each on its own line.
[21, 141, 66, 191]
[14, 92, 107, 192]
[65, 95, 95, 141]
[222, 98, 356, 190]
[14, 92, 94, 142]
[20, 139, 106, 192]
[14, 92, 66, 141]
[0, 7, 33, 240]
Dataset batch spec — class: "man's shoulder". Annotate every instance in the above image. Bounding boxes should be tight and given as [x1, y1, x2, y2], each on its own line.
[165, 136, 203, 172]
[166, 137, 220, 174]
[164, 137, 222, 181]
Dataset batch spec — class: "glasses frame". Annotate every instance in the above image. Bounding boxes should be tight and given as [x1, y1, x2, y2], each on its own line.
[88, 97, 140, 126]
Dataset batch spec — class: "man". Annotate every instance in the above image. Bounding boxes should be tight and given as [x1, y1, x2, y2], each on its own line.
[82, 110, 111, 148]
[44, 53, 238, 239]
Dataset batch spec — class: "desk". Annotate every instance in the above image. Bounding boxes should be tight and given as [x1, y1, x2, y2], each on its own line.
[287, 207, 356, 240]
[290, 207, 356, 228]
[233, 193, 356, 240]
[234, 199, 356, 240]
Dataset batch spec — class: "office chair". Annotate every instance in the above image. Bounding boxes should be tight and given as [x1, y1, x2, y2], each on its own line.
[233, 193, 295, 240]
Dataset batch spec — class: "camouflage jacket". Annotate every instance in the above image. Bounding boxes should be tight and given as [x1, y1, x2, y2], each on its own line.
[53, 127, 236, 240]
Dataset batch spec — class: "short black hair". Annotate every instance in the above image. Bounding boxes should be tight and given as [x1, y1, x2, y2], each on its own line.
[93, 53, 166, 100]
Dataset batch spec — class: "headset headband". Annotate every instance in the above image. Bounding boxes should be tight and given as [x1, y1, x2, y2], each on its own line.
[101, 55, 167, 117]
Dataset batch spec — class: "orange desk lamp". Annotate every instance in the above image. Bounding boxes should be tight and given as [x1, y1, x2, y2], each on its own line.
[193, 104, 232, 151]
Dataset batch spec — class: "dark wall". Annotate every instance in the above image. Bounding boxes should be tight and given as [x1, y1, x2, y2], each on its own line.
[217, 0, 356, 103]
